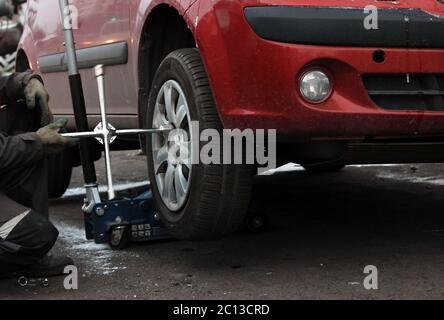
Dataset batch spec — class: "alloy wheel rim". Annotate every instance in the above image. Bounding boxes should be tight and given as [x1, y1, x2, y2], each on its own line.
[152, 80, 193, 212]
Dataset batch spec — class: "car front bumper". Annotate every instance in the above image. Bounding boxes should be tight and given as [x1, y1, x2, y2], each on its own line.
[195, 1, 444, 139]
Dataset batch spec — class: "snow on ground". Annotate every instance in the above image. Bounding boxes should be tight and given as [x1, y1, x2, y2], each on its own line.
[375, 172, 444, 186]
[54, 221, 133, 276]
[260, 163, 402, 176]
[62, 181, 150, 198]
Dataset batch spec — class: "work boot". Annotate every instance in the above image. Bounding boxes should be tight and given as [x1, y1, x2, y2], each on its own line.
[16, 255, 74, 278]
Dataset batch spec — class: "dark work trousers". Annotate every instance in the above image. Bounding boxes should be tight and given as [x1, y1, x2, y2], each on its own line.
[0, 102, 58, 275]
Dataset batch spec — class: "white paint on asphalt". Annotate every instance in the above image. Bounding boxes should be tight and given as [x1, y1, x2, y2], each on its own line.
[62, 181, 150, 198]
[55, 221, 129, 276]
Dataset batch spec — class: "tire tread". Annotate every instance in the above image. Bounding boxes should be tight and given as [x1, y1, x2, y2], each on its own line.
[154, 48, 254, 240]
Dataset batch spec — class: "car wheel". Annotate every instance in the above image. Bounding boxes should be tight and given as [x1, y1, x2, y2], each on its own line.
[48, 150, 73, 199]
[302, 163, 346, 173]
[146, 48, 254, 240]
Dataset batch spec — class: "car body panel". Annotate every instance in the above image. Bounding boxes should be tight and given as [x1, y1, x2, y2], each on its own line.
[18, 0, 444, 140]
[192, 0, 444, 137]
[19, 0, 195, 124]
[129, 0, 197, 80]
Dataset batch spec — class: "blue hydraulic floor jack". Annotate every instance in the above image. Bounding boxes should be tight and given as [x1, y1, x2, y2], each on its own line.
[58, 0, 170, 249]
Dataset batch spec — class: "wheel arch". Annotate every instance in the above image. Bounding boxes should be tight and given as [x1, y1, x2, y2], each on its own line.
[15, 48, 31, 71]
[136, 4, 197, 148]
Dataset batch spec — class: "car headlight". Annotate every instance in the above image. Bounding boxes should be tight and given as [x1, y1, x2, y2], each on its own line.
[299, 70, 332, 103]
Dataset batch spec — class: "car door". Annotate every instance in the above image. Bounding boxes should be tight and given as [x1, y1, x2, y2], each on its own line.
[70, 0, 134, 116]
[37, 0, 134, 118]
[27, 0, 63, 57]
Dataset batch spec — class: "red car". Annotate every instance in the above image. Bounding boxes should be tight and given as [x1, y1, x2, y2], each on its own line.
[18, 0, 444, 239]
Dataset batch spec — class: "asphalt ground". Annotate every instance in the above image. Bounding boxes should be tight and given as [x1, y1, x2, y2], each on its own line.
[1, 151, 444, 299]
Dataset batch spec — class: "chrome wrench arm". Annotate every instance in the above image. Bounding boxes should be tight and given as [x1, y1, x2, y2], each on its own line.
[94, 65, 116, 200]
[61, 127, 171, 139]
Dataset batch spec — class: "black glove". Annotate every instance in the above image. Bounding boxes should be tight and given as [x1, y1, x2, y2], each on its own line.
[24, 78, 53, 127]
[36, 119, 78, 155]
[4, 71, 54, 127]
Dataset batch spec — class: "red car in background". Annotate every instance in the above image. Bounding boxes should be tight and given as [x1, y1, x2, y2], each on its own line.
[18, 0, 444, 239]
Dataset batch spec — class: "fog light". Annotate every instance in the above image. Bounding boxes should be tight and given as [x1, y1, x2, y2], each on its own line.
[299, 70, 332, 103]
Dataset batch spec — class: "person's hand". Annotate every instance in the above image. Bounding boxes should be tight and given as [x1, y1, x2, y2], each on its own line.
[36, 119, 78, 155]
[24, 78, 54, 127]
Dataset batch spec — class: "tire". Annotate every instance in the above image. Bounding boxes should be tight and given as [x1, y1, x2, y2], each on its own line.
[302, 163, 346, 173]
[109, 226, 130, 250]
[48, 150, 73, 199]
[146, 48, 254, 240]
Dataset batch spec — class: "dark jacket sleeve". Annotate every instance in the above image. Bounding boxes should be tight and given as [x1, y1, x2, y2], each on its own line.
[0, 132, 44, 171]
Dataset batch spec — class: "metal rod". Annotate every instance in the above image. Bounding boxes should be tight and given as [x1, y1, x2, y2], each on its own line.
[58, 0, 78, 76]
[61, 128, 171, 139]
[116, 128, 171, 135]
[61, 131, 103, 139]
[94, 65, 115, 200]
[59, 0, 98, 185]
